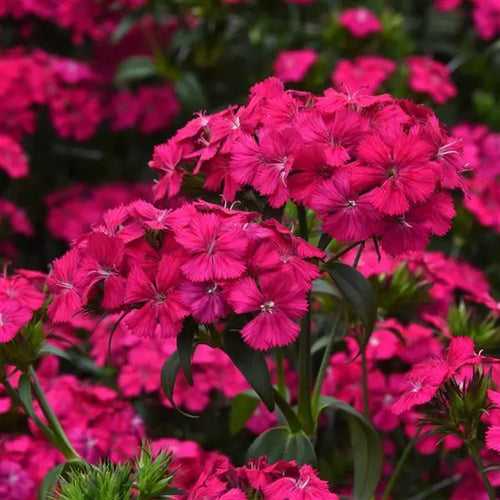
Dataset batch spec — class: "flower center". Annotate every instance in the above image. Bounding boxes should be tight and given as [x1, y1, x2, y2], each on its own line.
[260, 300, 275, 313]
[410, 381, 422, 393]
[207, 283, 218, 294]
[346, 199, 357, 208]
[0, 312, 4, 327]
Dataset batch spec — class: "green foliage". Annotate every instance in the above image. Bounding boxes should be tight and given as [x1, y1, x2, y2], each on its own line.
[448, 302, 500, 349]
[375, 264, 430, 322]
[55, 462, 132, 500]
[135, 444, 177, 500]
[53, 444, 177, 500]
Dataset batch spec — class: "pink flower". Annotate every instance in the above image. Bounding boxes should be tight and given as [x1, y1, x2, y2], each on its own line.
[273, 49, 318, 83]
[49, 87, 103, 141]
[434, 0, 462, 11]
[180, 281, 231, 323]
[0, 300, 32, 343]
[473, 0, 500, 40]
[230, 128, 300, 207]
[355, 129, 437, 215]
[0, 460, 35, 499]
[391, 360, 448, 414]
[124, 255, 189, 337]
[226, 272, 308, 350]
[118, 346, 164, 396]
[81, 232, 126, 309]
[332, 56, 396, 94]
[392, 337, 480, 414]
[263, 464, 339, 499]
[311, 171, 381, 243]
[298, 109, 365, 166]
[47, 249, 86, 323]
[149, 140, 185, 201]
[0, 135, 28, 178]
[407, 56, 457, 104]
[339, 8, 382, 38]
[175, 212, 248, 282]
[136, 85, 180, 134]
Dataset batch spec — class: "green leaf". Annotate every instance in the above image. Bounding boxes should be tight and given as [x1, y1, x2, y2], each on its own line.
[222, 331, 275, 411]
[311, 278, 341, 298]
[112, 15, 137, 44]
[229, 391, 260, 435]
[38, 463, 65, 500]
[18, 373, 53, 437]
[325, 262, 377, 340]
[318, 397, 382, 500]
[177, 318, 197, 385]
[39, 343, 71, 361]
[115, 56, 157, 85]
[247, 426, 316, 465]
[174, 72, 206, 112]
[160, 353, 197, 419]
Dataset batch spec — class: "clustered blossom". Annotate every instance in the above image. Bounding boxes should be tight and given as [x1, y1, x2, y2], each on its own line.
[188, 455, 338, 499]
[150, 77, 463, 256]
[47, 200, 321, 350]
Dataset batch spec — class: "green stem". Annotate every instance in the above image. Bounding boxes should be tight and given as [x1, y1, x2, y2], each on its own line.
[297, 205, 309, 241]
[467, 440, 496, 500]
[296, 204, 314, 434]
[275, 349, 286, 399]
[311, 312, 344, 417]
[382, 431, 420, 500]
[273, 389, 302, 433]
[298, 308, 314, 435]
[360, 347, 370, 419]
[29, 366, 81, 461]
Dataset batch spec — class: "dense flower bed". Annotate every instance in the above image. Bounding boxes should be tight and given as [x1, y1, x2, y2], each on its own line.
[2, 1, 500, 499]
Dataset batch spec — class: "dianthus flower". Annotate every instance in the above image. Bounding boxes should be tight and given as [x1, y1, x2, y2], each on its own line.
[407, 56, 457, 104]
[338, 7, 382, 38]
[273, 49, 318, 83]
[149, 78, 462, 256]
[331, 56, 396, 94]
[49, 200, 320, 350]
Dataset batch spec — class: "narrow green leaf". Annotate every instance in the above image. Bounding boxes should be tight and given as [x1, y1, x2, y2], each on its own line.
[115, 56, 157, 85]
[223, 331, 275, 411]
[247, 426, 316, 465]
[39, 343, 71, 361]
[38, 463, 65, 500]
[325, 262, 377, 339]
[318, 396, 382, 500]
[160, 353, 197, 419]
[18, 373, 53, 437]
[274, 389, 302, 433]
[177, 318, 197, 385]
[229, 391, 260, 435]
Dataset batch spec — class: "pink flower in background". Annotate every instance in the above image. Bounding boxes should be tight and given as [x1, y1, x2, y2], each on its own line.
[435, 0, 463, 10]
[273, 49, 318, 83]
[49, 87, 103, 141]
[473, 0, 500, 40]
[0, 134, 28, 178]
[0, 199, 32, 236]
[0, 460, 35, 499]
[339, 8, 382, 38]
[135, 85, 180, 134]
[407, 56, 457, 104]
[332, 56, 396, 94]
